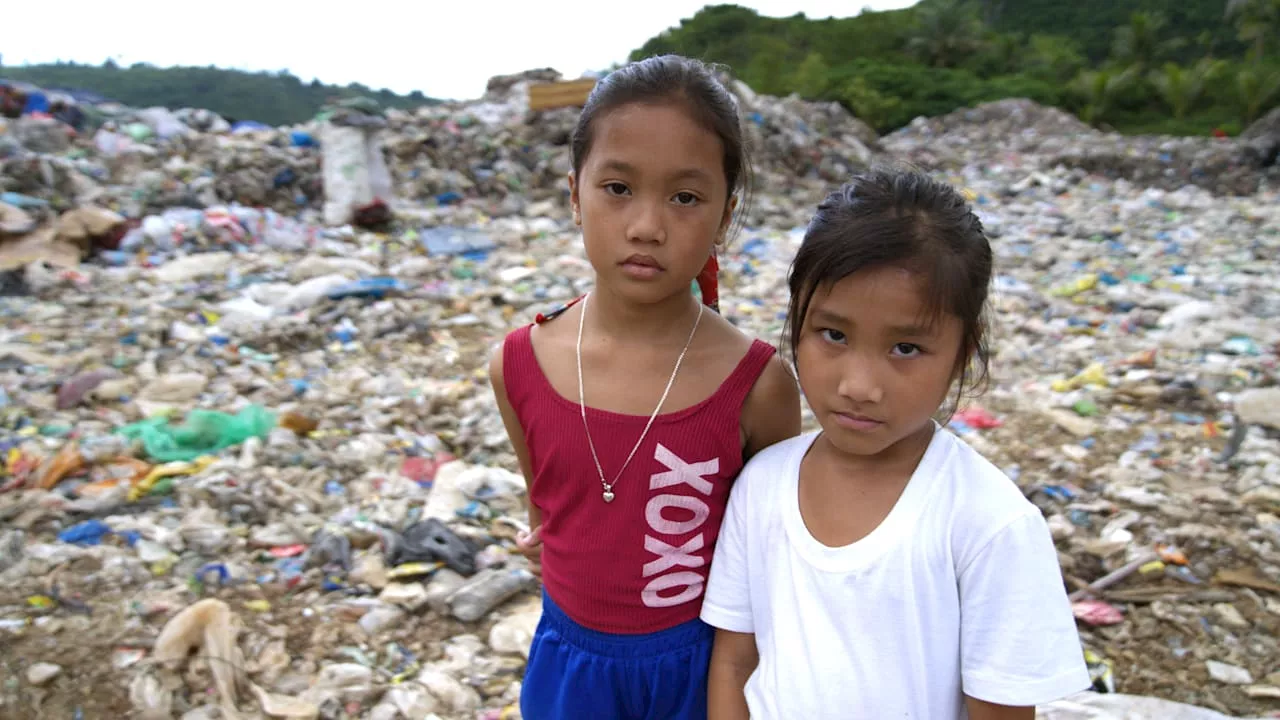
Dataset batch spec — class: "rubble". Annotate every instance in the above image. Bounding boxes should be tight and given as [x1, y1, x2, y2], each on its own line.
[885, 98, 1280, 196]
[0, 71, 1278, 720]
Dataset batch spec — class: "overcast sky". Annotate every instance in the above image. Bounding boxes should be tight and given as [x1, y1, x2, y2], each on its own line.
[3, 1, 918, 101]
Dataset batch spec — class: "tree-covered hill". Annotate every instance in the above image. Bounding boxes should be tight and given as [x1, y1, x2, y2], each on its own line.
[0, 61, 440, 127]
[632, 0, 1279, 136]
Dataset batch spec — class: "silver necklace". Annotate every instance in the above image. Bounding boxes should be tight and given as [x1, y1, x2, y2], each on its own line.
[576, 292, 704, 503]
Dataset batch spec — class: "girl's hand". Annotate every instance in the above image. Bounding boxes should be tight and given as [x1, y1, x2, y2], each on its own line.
[515, 526, 543, 577]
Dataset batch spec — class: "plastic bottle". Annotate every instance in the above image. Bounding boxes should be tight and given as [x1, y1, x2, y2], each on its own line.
[448, 567, 536, 622]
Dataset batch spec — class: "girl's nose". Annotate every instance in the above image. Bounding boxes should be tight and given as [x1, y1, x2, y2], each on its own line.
[837, 356, 884, 405]
[628, 200, 667, 244]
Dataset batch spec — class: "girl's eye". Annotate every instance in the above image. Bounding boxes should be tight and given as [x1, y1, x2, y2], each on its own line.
[891, 343, 922, 357]
[672, 192, 699, 206]
[819, 328, 846, 344]
[604, 182, 630, 196]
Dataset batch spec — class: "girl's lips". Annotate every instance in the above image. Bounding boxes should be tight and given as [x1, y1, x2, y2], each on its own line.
[621, 254, 664, 279]
[834, 412, 884, 432]
[622, 254, 662, 268]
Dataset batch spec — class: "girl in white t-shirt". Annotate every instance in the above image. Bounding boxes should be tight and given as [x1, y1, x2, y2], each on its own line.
[701, 168, 1091, 720]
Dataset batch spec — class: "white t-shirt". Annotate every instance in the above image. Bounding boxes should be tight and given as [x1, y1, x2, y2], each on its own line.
[701, 426, 1091, 720]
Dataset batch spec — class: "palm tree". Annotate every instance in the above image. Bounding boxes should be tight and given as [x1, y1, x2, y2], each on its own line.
[907, 0, 985, 69]
[1150, 59, 1228, 119]
[1236, 66, 1280, 123]
[1071, 67, 1141, 126]
[988, 32, 1024, 75]
[1027, 34, 1086, 84]
[1226, 0, 1280, 66]
[1111, 11, 1178, 71]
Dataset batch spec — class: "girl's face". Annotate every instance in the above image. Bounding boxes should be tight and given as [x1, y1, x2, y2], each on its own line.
[795, 265, 965, 462]
[569, 102, 734, 304]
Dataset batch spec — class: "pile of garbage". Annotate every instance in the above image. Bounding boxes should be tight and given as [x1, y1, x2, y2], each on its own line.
[1, 69, 1279, 719]
[885, 98, 1280, 196]
[0, 69, 884, 231]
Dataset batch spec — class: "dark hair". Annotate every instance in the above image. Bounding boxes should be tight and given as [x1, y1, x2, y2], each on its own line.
[570, 54, 753, 242]
[786, 166, 993, 414]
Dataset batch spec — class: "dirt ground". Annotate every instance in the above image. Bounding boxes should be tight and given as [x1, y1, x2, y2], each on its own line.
[0, 573, 512, 719]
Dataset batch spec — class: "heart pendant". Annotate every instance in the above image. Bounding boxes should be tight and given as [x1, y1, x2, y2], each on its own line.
[602, 490, 615, 503]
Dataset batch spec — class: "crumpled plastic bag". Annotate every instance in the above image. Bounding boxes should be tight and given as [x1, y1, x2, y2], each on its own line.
[151, 598, 244, 714]
[118, 405, 276, 462]
[150, 598, 319, 720]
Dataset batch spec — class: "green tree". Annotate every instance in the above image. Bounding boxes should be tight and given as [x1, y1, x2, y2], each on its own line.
[792, 52, 832, 98]
[1236, 65, 1280, 122]
[1026, 34, 1086, 83]
[977, 0, 1007, 25]
[835, 76, 902, 130]
[1110, 11, 1182, 70]
[968, 30, 1024, 75]
[743, 35, 795, 95]
[1071, 66, 1140, 125]
[1226, 0, 1280, 65]
[1149, 59, 1227, 118]
[0, 62, 439, 126]
[907, 0, 985, 69]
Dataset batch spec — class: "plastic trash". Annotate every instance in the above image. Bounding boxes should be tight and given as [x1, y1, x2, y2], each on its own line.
[303, 528, 352, 571]
[420, 227, 498, 257]
[325, 276, 406, 301]
[129, 674, 172, 720]
[289, 131, 317, 148]
[57, 519, 112, 546]
[448, 567, 537, 623]
[0, 67, 1277, 720]
[1036, 691, 1272, 720]
[117, 405, 276, 462]
[384, 518, 477, 576]
[151, 599, 242, 712]
[320, 121, 393, 227]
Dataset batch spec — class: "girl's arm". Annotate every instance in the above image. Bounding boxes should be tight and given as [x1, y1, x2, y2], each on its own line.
[742, 354, 802, 459]
[707, 629, 757, 720]
[964, 698, 1035, 720]
[489, 342, 542, 541]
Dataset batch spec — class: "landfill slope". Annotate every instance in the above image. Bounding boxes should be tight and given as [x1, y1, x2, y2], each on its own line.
[1, 72, 1280, 719]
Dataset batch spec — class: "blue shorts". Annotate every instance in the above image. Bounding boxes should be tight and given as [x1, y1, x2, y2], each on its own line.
[520, 589, 714, 720]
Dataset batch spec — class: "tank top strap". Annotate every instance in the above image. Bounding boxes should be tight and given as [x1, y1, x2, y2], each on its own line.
[503, 295, 586, 418]
[709, 339, 778, 414]
[501, 323, 543, 417]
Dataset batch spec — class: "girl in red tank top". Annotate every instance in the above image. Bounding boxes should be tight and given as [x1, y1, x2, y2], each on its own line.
[489, 55, 801, 720]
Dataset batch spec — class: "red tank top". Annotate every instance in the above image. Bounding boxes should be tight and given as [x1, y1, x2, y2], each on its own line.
[502, 319, 776, 634]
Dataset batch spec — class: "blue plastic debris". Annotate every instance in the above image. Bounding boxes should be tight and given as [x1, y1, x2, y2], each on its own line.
[420, 227, 497, 258]
[326, 277, 406, 301]
[273, 168, 297, 188]
[740, 237, 770, 259]
[1222, 337, 1260, 356]
[1039, 485, 1077, 502]
[0, 192, 49, 209]
[57, 520, 111, 546]
[196, 563, 230, 586]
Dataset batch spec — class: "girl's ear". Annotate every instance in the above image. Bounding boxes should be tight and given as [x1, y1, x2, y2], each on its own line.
[568, 171, 581, 226]
[716, 194, 739, 245]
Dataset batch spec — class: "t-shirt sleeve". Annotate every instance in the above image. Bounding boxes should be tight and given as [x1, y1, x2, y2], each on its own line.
[958, 508, 1092, 706]
[700, 467, 754, 634]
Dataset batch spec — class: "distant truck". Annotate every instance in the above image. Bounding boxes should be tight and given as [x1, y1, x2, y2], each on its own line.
[527, 78, 598, 112]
